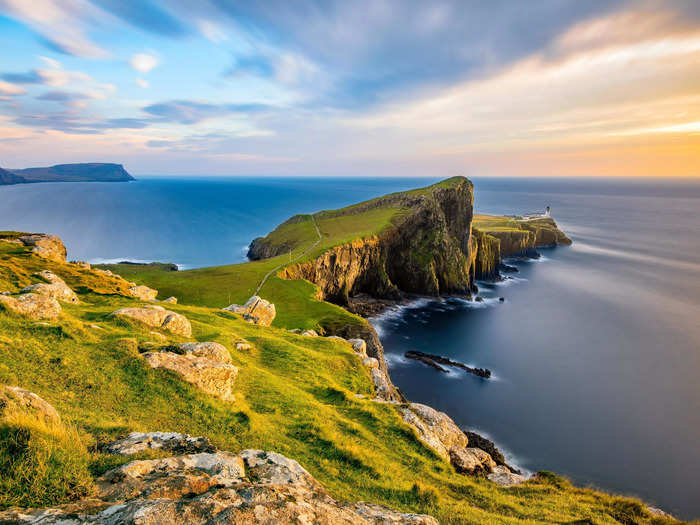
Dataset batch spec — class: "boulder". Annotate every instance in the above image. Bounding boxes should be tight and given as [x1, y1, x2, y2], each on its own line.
[142, 343, 237, 401]
[21, 271, 78, 303]
[449, 447, 496, 475]
[0, 385, 60, 423]
[110, 307, 191, 337]
[223, 295, 276, 326]
[487, 465, 527, 487]
[0, 293, 61, 320]
[161, 296, 177, 304]
[301, 329, 319, 337]
[348, 338, 367, 355]
[399, 403, 468, 460]
[369, 368, 395, 401]
[0, 447, 438, 524]
[71, 260, 91, 269]
[18, 234, 66, 262]
[235, 341, 251, 351]
[362, 357, 379, 369]
[104, 431, 216, 455]
[127, 284, 158, 301]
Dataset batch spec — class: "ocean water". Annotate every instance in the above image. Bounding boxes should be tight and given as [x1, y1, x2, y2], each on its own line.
[1, 176, 699, 518]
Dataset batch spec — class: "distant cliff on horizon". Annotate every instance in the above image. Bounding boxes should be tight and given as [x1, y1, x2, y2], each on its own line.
[0, 163, 135, 185]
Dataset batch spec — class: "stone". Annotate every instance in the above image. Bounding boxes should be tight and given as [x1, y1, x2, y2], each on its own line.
[0, 385, 60, 423]
[127, 284, 158, 301]
[223, 295, 276, 326]
[104, 431, 216, 455]
[463, 431, 507, 466]
[475, 296, 484, 303]
[177, 342, 231, 363]
[499, 297, 505, 302]
[487, 465, 527, 487]
[0, 447, 438, 524]
[161, 296, 177, 304]
[348, 338, 367, 355]
[362, 357, 379, 369]
[399, 403, 468, 460]
[0, 293, 61, 320]
[449, 447, 496, 475]
[149, 330, 167, 341]
[71, 260, 91, 269]
[21, 271, 78, 303]
[301, 329, 319, 337]
[235, 341, 251, 351]
[369, 367, 394, 401]
[110, 307, 191, 337]
[18, 234, 66, 262]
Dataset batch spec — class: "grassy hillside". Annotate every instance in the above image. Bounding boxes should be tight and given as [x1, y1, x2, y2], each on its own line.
[0, 240, 681, 524]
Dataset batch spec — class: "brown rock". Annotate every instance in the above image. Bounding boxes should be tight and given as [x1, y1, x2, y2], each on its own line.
[127, 285, 158, 301]
[18, 234, 66, 262]
[0, 293, 61, 320]
[449, 447, 496, 475]
[399, 403, 468, 460]
[21, 271, 78, 303]
[104, 431, 216, 455]
[110, 307, 191, 337]
[0, 385, 60, 423]
[223, 295, 276, 326]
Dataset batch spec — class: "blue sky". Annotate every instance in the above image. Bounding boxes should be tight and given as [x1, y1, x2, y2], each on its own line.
[1, 0, 699, 177]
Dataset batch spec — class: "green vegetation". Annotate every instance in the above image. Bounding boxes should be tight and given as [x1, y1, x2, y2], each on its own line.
[0, 239, 684, 524]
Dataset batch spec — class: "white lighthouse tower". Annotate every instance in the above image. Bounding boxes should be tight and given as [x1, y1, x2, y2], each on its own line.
[545, 205, 551, 217]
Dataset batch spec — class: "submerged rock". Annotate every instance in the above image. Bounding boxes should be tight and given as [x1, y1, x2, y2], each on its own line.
[0, 293, 61, 320]
[110, 307, 191, 337]
[223, 295, 276, 326]
[18, 234, 66, 262]
[104, 431, 216, 455]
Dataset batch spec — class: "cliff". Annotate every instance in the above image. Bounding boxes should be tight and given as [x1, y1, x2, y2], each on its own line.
[3, 163, 134, 185]
[0, 167, 25, 185]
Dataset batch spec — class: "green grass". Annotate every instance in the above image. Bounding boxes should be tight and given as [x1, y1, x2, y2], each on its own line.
[0, 248, 686, 524]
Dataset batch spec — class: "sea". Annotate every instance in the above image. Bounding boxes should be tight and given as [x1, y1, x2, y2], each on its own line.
[1, 175, 699, 519]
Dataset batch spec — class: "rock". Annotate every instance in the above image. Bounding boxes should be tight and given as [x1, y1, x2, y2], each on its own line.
[235, 341, 251, 351]
[0, 293, 61, 320]
[362, 357, 379, 369]
[301, 329, 319, 337]
[348, 338, 367, 355]
[463, 431, 507, 466]
[0, 385, 60, 423]
[21, 271, 78, 303]
[104, 431, 216, 455]
[326, 335, 346, 342]
[142, 343, 237, 401]
[222, 295, 276, 326]
[475, 296, 484, 303]
[18, 234, 66, 262]
[369, 367, 395, 401]
[487, 465, 527, 487]
[110, 307, 191, 337]
[449, 447, 496, 474]
[71, 260, 91, 269]
[288, 328, 302, 334]
[399, 403, 468, 460]
[88, 324, 103, 330]
[161, 296, 177, 304]
[647, 506, 672, 518]
[0, 448, 438, 524]
[127, 284, 158, 301]
[499, 297, 505, 302]
[149, 330, 167, 341]
[0, 291, 10, 295]
[95, 268, 113, 276]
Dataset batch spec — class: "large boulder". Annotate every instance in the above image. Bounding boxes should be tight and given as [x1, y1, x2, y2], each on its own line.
[21, 271, 78, 303]
[487, 465, 527, 487]
[142, 342, 237, 401]
[18, 234, 66, 262]
[128, 285, 158, 301]
[104, 431, 216, 455]
[0, 447, 438, 524]
[399, 403, 469, 460]
[449, 447, 496, 475]
[0, 293, 61, 320]
[0, 385, 60, 423]
[223, 295, 276, 326]
[110, 306, 191, 337]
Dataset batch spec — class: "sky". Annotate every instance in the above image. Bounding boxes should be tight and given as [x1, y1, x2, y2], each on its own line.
[0, 0, 699, 177]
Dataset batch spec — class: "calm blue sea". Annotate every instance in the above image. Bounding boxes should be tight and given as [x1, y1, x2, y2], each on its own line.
[2, 176, 699, 519]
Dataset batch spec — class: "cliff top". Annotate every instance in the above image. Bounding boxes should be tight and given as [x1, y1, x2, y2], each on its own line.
[3, 163, 134, 185]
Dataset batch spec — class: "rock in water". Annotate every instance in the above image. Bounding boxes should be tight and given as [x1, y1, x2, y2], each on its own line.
[110, 307, 191, 337]
[0, 293, 61, 320]
[0, 447, 438, 524]
[222, 295, 276, 326]
[18, 234, 66, 262]
[127, 284, 158, 301]
[21, 271, 78, 303]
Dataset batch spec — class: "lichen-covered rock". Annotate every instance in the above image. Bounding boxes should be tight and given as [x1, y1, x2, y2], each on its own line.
[487, 465, 527, 487]
[362, 357, 379, 369]
[18, 234, 66, 262]
[301, 329, 319, 337]
[70, 260, 91, 269]
[104, 431, 216, 455]
[0, 385, 60, 423]
[0, 293, 61, 320]
[21, 271, 78, 303]
[177, 341, 231, 363]
[143, 351, 238, 401]
[110, 307, 191, 337]
[399, 403, 468, 460]
[223, 295, 276, 326]
[0, 448, 437, 524]
[348, 338, 367, 355]
[161, 296, 177, 304]
[127, 284, 158, 301]
[369, 367, 395, 402]
[449, 447, 496, 474]
[235, 341, 251, 351]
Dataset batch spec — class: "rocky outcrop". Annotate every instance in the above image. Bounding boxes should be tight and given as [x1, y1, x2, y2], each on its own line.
[110, 305, 191, 337]
[450, 447, 497, 475]
[141, 342, 237, 401]
[0, 447, 437, 524]
[104, 431, 216, 455]
[0, 293, 61, 320]
[127, 284, 158, 301]
[0, 385, 60, 423]
[20, 270, 78, 303]
[487, 466, 527, 487]
[223, 295, 276, 326]
[18, 234, 66, 262]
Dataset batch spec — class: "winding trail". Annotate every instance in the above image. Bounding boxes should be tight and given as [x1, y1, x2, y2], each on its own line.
[253, 214, 322, 296]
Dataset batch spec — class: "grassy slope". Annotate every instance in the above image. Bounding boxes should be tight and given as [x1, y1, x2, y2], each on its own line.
[0, 242, 680, 525]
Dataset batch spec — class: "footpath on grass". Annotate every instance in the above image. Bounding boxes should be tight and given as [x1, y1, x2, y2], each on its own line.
[253, 214, 322, 296]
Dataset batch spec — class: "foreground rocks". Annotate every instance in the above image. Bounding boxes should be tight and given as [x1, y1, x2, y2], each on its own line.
[18, 234, 66, 262]
[110, 305, 191, 337]
[127, 284, 158, 301]
[141, 342, 237, 401]
[0, 293, 61, 320]
[0, 445, 437, 524]
[223, 295, 276, 326]
[0, 385, 60, 423]
[21, 270, 78, 304]
[104, 431, 216, 455]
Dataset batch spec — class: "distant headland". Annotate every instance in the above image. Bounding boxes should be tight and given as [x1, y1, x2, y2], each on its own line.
[0, 163, 134, 186]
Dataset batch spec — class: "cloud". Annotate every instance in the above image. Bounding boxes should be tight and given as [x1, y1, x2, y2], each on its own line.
[142, 100, 269, 124]
[135, 78, 149, 88]
[0, 80, 28, 96]
[197, 19, 227, 43]
[129, 53, 159, 73]
[91, 0, 188, 37]
[12, 112, 151, 134]
[36, 90, 95, 108]
[1, 68, 91, 87]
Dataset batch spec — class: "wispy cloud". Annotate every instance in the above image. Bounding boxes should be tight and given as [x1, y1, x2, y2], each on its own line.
[142, 100, 269, 124]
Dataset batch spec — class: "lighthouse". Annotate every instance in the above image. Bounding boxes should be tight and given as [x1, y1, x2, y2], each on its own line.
[545, 206, 551, 217]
